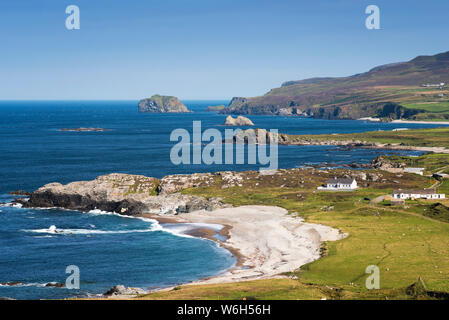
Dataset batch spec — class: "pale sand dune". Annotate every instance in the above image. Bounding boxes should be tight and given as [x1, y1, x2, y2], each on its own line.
[172, 205, 346, 284]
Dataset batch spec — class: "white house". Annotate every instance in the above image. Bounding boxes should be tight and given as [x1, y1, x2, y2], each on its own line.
[404, 168, 425, 176]
[392, 189, 445, 200]
[318, 178, 358, 191]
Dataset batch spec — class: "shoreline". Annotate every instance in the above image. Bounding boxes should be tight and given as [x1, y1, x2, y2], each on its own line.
[140, 205, 346, 291]
[390, 119, 449, 125]
[358, 117, 449, 125]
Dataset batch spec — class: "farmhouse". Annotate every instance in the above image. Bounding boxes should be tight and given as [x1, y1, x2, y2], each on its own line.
[392, 189, 446, 200]
[318, 177, 358, 191]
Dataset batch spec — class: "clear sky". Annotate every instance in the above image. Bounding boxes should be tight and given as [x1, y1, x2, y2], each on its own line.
[1, 0, 448, 100]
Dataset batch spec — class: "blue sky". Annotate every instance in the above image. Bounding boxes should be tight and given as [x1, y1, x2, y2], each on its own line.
[1, 0, 448, 100]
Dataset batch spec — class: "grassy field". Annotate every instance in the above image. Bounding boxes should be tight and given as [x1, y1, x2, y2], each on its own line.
[288, 127, 449, 148]
[138, 167, 449, 300]
[403, 102, 449, 113]
[382, 153, 449, 173]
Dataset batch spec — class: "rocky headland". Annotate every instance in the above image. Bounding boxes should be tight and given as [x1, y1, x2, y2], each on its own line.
[22, 173, 229, 216]
[138, 95, 190, 113]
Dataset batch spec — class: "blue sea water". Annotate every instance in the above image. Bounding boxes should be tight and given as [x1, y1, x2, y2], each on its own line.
[0, 100, 446, 299]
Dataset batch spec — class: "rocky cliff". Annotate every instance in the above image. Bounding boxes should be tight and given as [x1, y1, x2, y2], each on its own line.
[23, 173, 230, 216]
[138, 95, 190, 113]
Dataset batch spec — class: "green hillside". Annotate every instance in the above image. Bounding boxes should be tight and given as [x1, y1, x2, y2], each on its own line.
[223, 51, 449, 120]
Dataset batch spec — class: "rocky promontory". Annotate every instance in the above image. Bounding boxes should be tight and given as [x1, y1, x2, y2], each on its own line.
[224, 115, 254, 126]
[21, 173, 236, 216]
[138, 95, 190, 113]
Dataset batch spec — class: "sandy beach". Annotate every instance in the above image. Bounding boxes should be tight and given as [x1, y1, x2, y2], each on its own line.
[358, 118, 449, 125]
[391, 119, 449, 125]
[161, 205, 346, 284]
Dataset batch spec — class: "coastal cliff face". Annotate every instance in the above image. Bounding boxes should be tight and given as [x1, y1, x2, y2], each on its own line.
[220, 51, 449, 120]
[138, 95, 190, 113]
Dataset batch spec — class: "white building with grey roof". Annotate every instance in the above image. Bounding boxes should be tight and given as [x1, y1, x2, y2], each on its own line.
[318, 177, 358, 191]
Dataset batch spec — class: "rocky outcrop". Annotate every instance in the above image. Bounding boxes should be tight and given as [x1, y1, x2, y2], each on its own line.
[224, 115, 254, 126]
[24, 173, 229, 216]
[158, 173, 216, 195]
[138, 95, 190, 113]
[225, 128, 289, 144]
[104, 285, 147, 296]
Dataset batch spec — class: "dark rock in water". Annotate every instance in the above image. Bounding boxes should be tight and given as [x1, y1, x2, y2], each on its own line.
[9, 190, 31, 196]
[104, 285, 147, 296]
[138, 95, 190, 113]
[45, 282, 65, 288]
[0, 281, 21, 286]
[59, 128, 111, 132]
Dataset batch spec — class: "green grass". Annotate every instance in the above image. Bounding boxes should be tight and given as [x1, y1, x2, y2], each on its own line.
[438, 180, 449, 195]
[383, 153, 449, 172]
[137, 168, 449, 300]
[403, 102, 449, 113]
[288, 127, 449, 148]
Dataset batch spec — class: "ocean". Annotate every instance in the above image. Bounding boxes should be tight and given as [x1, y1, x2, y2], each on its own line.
[0, 100, 444, 299]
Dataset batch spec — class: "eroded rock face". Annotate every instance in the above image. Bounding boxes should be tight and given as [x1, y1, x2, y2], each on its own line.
[224, 115, 254, 126]
[138, 95, 190, 113]
[25, 173, 227, 216]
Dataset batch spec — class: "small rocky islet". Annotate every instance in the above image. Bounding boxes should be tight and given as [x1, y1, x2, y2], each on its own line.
[138, 94, 191, 113]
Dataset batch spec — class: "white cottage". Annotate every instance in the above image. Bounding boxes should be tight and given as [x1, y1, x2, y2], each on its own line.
[318, 178, 358, 190]
[392, 189, 445, 200]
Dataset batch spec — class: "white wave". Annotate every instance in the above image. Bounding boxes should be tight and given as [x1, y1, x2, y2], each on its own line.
[0, 202, 23, 208]
[0, 282, 62, 288]
[85, 209, 195, 238]
[19, 207, 224, 241]
[22, 224, 160, 235]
